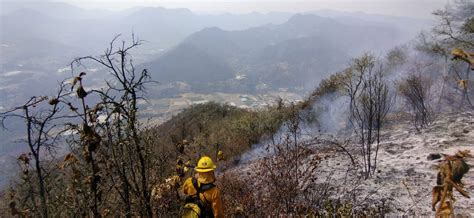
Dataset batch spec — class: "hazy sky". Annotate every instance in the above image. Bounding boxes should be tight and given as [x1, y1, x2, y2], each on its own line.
[3, 0, 450, 18]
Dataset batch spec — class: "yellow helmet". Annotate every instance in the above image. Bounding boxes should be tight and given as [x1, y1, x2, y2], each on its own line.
[195, 156, 217, 172]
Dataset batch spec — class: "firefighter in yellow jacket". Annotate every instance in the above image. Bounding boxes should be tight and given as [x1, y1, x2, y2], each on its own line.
[181, 156, 223, 218]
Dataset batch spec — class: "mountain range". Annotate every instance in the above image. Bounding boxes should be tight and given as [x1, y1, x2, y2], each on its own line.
[0, 2, 434, 94]
[142, 13, 413, 90]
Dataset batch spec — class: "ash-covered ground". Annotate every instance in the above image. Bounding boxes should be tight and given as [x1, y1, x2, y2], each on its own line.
[226, 111, 474, 216]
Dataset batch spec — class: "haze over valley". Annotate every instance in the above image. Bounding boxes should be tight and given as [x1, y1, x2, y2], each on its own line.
[2, 1, 473, 216]
[0, 1, 433, 110]
[0, 1, 437, 187]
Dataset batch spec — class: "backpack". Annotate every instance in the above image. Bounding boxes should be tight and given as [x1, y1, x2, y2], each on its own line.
[182, 178, 216, 218]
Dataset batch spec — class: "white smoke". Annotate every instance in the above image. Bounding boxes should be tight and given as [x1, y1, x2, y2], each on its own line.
[312, 93, 349, 133]
[238, 124, 290, 164]
[239, 93, 350, 164]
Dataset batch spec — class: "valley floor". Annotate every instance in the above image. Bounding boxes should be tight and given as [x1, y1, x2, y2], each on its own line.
[140, 91, 303, 126]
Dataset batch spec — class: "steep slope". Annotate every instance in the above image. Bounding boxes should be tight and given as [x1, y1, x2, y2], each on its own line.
[228, 111, 474, 216]
[317, 111, 474, 216]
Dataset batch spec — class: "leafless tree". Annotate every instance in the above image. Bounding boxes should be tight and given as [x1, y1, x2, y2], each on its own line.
[398, 74, 433, 131]
[70, 34, 154, 217]
[433, 0, 474, 50]
[1, 34, 156, 217]
[343, 54, 392, 178]
[415, 1, 473, 112]
[0, 82, 70, 217]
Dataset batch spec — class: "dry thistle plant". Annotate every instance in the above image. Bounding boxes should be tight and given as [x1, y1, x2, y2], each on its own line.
[431, 149, 471, 217]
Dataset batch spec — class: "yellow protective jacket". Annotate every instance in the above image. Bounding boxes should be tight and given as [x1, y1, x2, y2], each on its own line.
[182, 172, 223, 218]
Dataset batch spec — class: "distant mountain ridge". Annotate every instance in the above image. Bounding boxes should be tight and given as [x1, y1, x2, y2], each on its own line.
[0, 2, 292, 50]
[142, 13, 404, 90]
[0, 2, 295, 76]
[0, 2, 435, 94]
